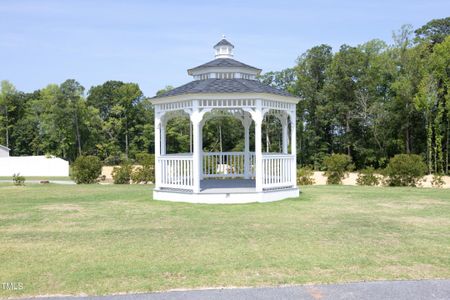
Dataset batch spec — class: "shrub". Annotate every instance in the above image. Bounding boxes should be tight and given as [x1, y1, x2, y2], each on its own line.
[297, 167, 315, 185]
[135, 153, 155, 166]
[12, 173, 25, 186]
[384, 154, 427, 187]
[103, 155, 122, 166]
[323, 154, 353, 184]
[71, 156, 102, 184]
[431, 173, 445, 188]
[112, 162, 133, 184]
[131, 153, 155, 184]
[356, 167, 380, 186]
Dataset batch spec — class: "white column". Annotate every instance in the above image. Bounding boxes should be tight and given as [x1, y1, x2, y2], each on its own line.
[281, 115, 288, 154]
[160, 119, 166, 155]
[199, 121, 205, 180]
[154, 114, 161, 189]
[190, 102, 203, 193]
[242, 116, 252, 179]
[254, 101, 264, 192]
[290, 111, 297, 187]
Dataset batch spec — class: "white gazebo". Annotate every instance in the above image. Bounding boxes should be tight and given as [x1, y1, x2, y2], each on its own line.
[151, 38, 300, 203]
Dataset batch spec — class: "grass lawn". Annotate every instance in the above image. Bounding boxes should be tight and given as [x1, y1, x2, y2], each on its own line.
[1, 184, 449, 298]
[0, 176, 72, 181]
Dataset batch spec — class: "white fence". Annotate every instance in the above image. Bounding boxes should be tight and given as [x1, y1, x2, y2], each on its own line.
[262, 154, 294, 189]
[202, 152, 255, 178]
[158, 152, 294, 190]
[0, 156, 69, 176]
[159, 154, 194, 189]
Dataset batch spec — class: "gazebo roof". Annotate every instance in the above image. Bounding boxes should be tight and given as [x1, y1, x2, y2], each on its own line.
[214, 38, 234, 48]
[153, 37, 298, 101]
[187, 58, 261, 75]
[154, 78, 295, 98]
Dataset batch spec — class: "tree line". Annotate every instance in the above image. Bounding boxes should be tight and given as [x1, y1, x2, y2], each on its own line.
[261, 17, 450, 174]
[0, 17, 449, 174]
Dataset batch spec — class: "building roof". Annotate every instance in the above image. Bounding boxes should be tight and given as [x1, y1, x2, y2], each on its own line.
[214, 38, 234, 48]
[0, 144, 10, 151]
[154, 79, 296, 98]
[188, 58, 262, 75]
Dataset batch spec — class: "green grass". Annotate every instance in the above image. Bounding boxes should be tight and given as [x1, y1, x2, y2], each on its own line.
[1, 184, 449, 298]
[0, 176, 72, 181]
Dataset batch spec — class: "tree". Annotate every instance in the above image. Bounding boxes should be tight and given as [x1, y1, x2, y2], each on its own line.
[415, 17, 450, 45]
[390, 25, 424, 155]
[294, 44, 333, 167]
[415, 74, 438, 173]
[0, 80, 17, 148]
[428, 36, 450, 173]
[87, 81, 145, 160]
[324, 44, 366, 159]
[60, 79, 86, 156]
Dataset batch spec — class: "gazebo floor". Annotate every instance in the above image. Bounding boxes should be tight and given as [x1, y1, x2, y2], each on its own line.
[200, 179, 256, 193]
[154, 179, 299, 204]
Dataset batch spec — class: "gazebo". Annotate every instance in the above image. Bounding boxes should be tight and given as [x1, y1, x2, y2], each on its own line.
[151, 38, 300, 203]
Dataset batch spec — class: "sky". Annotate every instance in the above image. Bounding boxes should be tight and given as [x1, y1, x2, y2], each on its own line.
[0, 0, 449, 97]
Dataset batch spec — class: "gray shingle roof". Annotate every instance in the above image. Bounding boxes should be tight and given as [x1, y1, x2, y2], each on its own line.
[214, 39, 234, 48]
[188, 58, 261, 74]
[154, 79, 296, 98]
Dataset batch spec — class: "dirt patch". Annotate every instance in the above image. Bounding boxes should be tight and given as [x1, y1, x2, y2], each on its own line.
[377, 197, 448, 211]
[306, 286, 324, 300]
[378, 203, 427, 210]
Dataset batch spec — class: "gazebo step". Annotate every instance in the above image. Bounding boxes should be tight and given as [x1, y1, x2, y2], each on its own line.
[153, 186, 299, 204]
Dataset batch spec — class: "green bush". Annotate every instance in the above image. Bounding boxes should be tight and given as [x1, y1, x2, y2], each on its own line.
[297, 167, 315, 185]
[71, 156, 102, 184]
[323, 154, 354, 184]
[356, 167, 380, 186]
[131, 153, 155, 184]
[135, 153, 155, 166]
[12, 173, 25, 186]
[384, 154, 427, 187]
[103, 155, 122, 166]
[112, 162, 133, 184]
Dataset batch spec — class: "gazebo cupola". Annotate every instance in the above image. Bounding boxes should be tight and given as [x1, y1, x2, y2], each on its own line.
[214, 37, 234, 58]
[188, 38, 261, 80]
[151, 37, 300, 204]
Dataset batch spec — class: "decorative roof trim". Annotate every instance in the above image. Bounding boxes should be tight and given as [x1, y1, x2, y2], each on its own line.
[151, 92, 300, 105]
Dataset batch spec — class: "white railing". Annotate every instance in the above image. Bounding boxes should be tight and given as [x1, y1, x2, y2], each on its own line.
[262, 154, 294, 189]
[159, 154, 194, 189]
[203, 152, 255, 178]
[158, 152, 294, 191]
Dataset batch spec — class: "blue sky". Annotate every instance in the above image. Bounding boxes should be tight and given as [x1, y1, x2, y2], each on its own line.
[0, 0, 449, 97]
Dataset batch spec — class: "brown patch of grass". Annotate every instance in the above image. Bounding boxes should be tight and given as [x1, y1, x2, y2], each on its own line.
[40, 204, 84, 212]
[398, 216, 450, 227]
[381, 264, 449, 277]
